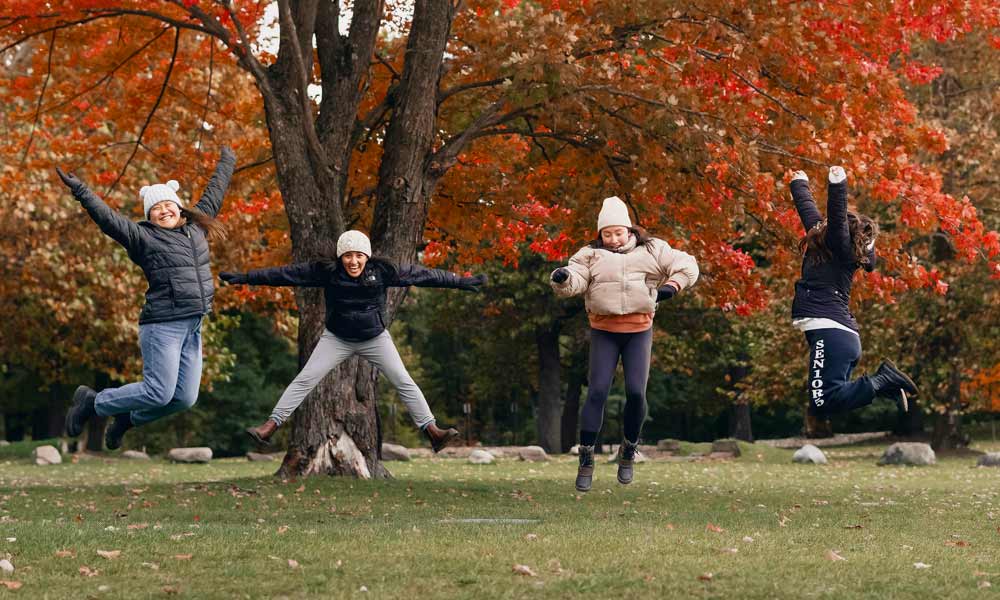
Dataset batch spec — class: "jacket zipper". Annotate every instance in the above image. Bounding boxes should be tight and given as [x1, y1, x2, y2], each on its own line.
[186, 227, 207, 313]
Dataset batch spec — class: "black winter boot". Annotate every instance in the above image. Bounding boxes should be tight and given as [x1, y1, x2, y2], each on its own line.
[576, 445, 595, 492]
[870, 359, 918, 413]
[617, 439, 639, 485]
[105, 414, 133, 450]
[65, 385, 97, 437]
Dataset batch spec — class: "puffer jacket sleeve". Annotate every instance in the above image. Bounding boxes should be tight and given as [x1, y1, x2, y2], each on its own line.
[650, 238, 699, 291]
[74, 183, 144, 254]
[246, 261, 327, 287]
[550, 246, 592, 297]
[191, 147, 236, 218]
[391, 264, 465, 288]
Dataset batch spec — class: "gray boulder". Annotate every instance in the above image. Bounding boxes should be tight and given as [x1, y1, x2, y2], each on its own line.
[792, 444, 828, 465]
[468, 449, 495, 465]
[121, 450, 150, 460]
[877, 442, 935, 466]
[381, 443, 411, 462]
[33, 445, 62, 465]
[0, 440, 10, 446]
[976, 452, 1000, 467]
[167, 447, 212, 463]
[711, 439, 742, 456]
[657, 439, 681, 452]
[517, 446, 550, 462]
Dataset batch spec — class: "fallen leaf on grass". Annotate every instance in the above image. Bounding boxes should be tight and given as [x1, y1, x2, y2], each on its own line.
[512, 564, 537, 577]
[96, 550, 121, 560]
[825, 550, 847, 562]
[742, 536, 754, 543]
[173, 554, 193, 561]
[79, 566, 99, 577]
[141, 563, 159, 570]
[288, 559, 299, 569]
[706, 523, 725, 533]
[277, 526, 289, 535]
[979, 581, 992, 589]
[162, 586, 179, 595]
[127, 523, 148, 530]
[54, 550, 75, 558]
[525, 533, 538, 541]
[945, 540, 970, 548]
[720, 547, 739, 554]
[914, 562, 931, 569]
[698, 573, 713, 582]
[0, 581, 22, 590]
[843, 524, 864, 529]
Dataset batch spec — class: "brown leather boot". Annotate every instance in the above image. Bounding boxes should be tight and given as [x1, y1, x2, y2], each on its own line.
[245, 419, 278, 446]
[423, 422, 460, 453]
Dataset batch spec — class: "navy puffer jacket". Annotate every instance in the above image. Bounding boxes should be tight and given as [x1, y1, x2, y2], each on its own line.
[69, 149, 235, 324]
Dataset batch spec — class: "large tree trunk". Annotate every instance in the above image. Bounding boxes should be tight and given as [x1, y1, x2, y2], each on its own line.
[534, 325, 562, 453]
[731, 400, 753, 442]
[560, 368, 584, 452]
[931, 362, 967, 450]
[272, 0, 457, 479]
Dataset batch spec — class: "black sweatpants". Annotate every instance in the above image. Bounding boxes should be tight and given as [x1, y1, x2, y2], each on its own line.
[804, 328, 875, 415]
[580, 328, 652, 445]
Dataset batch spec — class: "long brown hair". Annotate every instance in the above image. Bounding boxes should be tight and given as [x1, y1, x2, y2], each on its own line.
[588, 226, 654, 249]
[180, 207, 227, 242]
[799, 211, 878, 266]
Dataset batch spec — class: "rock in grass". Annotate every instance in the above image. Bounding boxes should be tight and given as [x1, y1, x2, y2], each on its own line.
[976, 452, 1000, 467]
[468, 449, 494, 465]
[793, 444, 828, 465]
[246, 452, 275, 462]
[166, 447, 212, 463]
[517, 446, 549, 462]
[0, 559, 13, 574]
[32, 445, 62, 465]
[120, 450, 150, 460]
[877, 442, 935, 466]
[0, 440, 10, 446]
[710, 439, 741, 457]
[657, 439, 681, 452]
[381, 443, 411, 462]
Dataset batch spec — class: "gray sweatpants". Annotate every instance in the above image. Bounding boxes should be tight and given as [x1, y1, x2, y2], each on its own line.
[269, 329, 435, 429]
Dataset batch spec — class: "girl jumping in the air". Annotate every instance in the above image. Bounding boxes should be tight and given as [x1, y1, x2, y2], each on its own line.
[551, 196, 699, 492]
[59, 147, 236, 450]
[221, 230, 486, 453]
[790, 166, 918, 418]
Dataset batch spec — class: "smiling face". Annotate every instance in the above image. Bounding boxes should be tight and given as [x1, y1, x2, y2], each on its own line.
[600, 226, 630, 249]
[148, 201, 182, 229]
[341, 251, 369, 278]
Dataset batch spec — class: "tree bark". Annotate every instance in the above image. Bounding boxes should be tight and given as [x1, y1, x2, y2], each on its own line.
[560, 367, 584, 452]
[534, 325, 562, 453]
[731, 400, 753, 442]
[931, 362, 967, 450]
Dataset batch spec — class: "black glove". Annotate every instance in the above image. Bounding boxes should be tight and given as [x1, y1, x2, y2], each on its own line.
[219, 272, 249, 285]
[656, 284, 678, 302]
[55, 167, 84, 192]
[551, 268, 570, 284]
[458, 273, 487, 292]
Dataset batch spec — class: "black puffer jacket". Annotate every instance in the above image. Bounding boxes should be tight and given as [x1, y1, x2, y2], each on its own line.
[244, 259, 473, 342]
[790, 178, 876, 332]
[70, 151, 235, 324]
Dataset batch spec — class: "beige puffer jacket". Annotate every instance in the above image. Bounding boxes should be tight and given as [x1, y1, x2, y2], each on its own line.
[551, 237, 699, 315]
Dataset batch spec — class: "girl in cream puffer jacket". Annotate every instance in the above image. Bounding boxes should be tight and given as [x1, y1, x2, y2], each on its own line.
[550, 196, 699, 492]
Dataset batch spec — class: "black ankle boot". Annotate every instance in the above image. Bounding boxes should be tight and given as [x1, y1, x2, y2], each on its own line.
[617, 440, 639, 485]
[65, 385, 97, 438]
[576, 445, 595, 492]
[870, 359, 918, 412]
[105, 414, 134, 450]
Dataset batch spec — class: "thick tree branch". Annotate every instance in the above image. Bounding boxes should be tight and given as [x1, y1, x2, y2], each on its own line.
[438, 77, 508, 105]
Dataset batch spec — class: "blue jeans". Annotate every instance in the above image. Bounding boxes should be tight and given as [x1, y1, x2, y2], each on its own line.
[94, 316, 203, 426]
[804, 328, 874, 415]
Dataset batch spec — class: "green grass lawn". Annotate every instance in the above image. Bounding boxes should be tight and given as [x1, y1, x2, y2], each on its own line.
[1, 442, 999, 599]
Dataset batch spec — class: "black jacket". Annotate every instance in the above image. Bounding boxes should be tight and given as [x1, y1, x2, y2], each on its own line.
[790, 178, 876, 332]
[72, 152, 235, 324]
[245, 259, 469, 342]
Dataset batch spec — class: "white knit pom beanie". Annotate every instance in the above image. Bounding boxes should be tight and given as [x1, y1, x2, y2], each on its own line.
[596, 196, 632, 232]
[337, 230, 372, 258]
[140, 180, 183, 219]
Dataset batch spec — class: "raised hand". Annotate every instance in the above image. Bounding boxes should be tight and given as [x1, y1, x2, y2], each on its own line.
[791, 170, 809, 182]
[551, 268, 570, 284]
[55, 167, 83, 191]
[219, 271, 249, 285]
[828, 166, 846, 184]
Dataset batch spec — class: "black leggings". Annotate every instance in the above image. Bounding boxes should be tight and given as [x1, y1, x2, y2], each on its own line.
[804, 328, 875, 415]
[580, 328, 652, 445]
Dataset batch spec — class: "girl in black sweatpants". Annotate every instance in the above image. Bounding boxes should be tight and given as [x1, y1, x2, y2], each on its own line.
[790, 166, 918, 416]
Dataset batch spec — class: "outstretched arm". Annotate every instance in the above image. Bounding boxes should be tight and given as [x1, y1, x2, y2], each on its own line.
[790, 170, 823, 232]
[221, 261, 327, 287]
[192, 147, 236, 218]
[824, 166, 853, 259]
[391, 264, 487, 291]
[56, 168, 142, 253]
[550, 247, 592, 297]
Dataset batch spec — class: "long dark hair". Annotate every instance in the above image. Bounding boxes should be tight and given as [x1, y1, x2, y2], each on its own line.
[180, 207, 227, 242]
[588, 226, 654, 249]
[799, 211, 878, 266]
